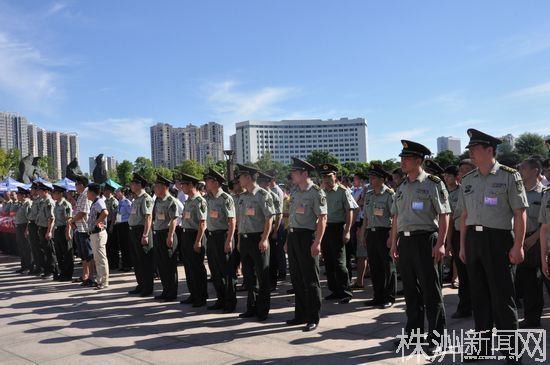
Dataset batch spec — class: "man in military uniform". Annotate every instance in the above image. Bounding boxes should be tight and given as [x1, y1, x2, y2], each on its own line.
[514, 157, 544, 328]
[152, 174, 179, 302]
[104, 182, 120, 270]
[235, 164, 275, 321]
[257, 171, 283, 291]
[458, 129, 528, 363]
[538, 177, 550, 291]
[318, 163, 354, 304]
[14, 186, 32, 273]
[27, 183, 43, 275]
[390, 140, 450, 355]
[204, 168, 237, 312]
[179, 173, 208, 307]
[285, 157, 327, 332]
[128, 173, 154, 297]
[359, 164, 396, 309]
[36, 181, 59, 280]
[444, 162, 473, 319]
[52, 184, 73, 281]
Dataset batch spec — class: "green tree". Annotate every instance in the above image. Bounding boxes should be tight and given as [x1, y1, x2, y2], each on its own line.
[173, 160, 205, 178]
[116, 160, 134, 186]
[434, 150, 459, 169]
[153, 166, 174, 180]
[253, 151, 290, 180]
[382, 159, 400, 172]
[306, 150, 339, 167]
[497, 142, 521, 167]
[133, 157, 155, 183]
[514, 133, 547, 159]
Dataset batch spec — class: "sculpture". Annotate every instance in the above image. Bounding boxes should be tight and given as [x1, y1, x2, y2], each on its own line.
[19, 155, 47, 183]
[92, 153, 108, 184]
[65, 158, 83, 181]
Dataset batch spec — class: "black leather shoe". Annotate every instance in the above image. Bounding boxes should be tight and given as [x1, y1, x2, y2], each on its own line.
[140, 291, 153, 297]
[324, 293, 340, 300]
[379, 302, 394, 309]
[286, 318, 306, 326]
[154, 294, 166, 300]
[162, 297, 177, 302]
[239, 311, 256, 318]
[339, 297, 352, 304]
[223, 307, 236, 313]
[192, 300, 206, 308]
[180, 296, 194, 304]
[303, 323, 318, 332]
[364, 299, 381, 307]
[207, 302, 224, 310]
[128, 287, 142, 295]
[257, 314, 268, 322]
[15, 268, 25, 274]
[286, 288, 295, 294]
[424, 344, 442, 356]
[41, 273, 52, 279]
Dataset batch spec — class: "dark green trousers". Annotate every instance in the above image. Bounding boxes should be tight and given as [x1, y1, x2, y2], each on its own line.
[207, 230, 236, 310]
[37, 226, 58, 276]
[15, 223, 32, 270]
[239, 232, 270, 317]
[398, 231, 445, 344]
[288, 228, 321, 324]
[182, 229, 208, 303]
[28, 221, 42, 271]
[54, 225, 73, 279]
[129, 225, 154, 294]
[321, 223, 352, 299]
[366, 227, 395, 304]
[154, 229, 178, 299]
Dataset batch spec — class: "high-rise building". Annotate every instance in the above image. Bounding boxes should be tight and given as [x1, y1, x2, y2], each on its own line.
[235, 118, 368, 164]
[437, 136, 462, 156]
[106, 156, 118, 172]
[0, 112, 29, 156]
[150, 121, 224, 168]
[229, 134, 236, 152]
[47, 131, 62, 180]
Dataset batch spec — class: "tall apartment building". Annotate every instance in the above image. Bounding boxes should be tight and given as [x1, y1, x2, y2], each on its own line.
[436, 136, 462, 156]
[46, 131, 62, 180]
[235, 118, 368, 164]
[0, 112, 29, 156]
[150, 121, 224, 168]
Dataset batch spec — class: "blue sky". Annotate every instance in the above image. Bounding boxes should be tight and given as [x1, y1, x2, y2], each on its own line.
[1, 0, 549, 165]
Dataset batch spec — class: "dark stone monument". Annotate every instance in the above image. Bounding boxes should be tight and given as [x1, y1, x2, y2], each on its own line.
[66, 158, 83, 181]
[19, 155, 46, 183]
[92, 153, 108, 184]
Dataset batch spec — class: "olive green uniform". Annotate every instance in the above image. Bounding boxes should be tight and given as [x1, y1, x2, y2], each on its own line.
[206, 189, 237, 310]
[458, 162, 528, 356]
[105, 195, 120, 269]
[322, 184, 354, 300]
[237, 185, 275, 318]
[54, 198, 73, 280]
[28, 197, 42, 273]
[392, 171, 450, 344]
[363, 184, 396, 304]
[37, 196, 59, 276]
[288, 181, 327, 325]
[181, 192, 208, 305]
[153, 194, 179, 299]
[14, 199, 32, 271]
[128, 191, 154, 295]
[268, 190, 282, 289]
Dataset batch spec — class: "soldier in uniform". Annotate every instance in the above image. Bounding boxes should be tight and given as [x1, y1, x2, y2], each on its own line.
[36, 181, 59, 280]
[257, 171, 283, 291]
[318, 163, 354, 304]
[444, 162, 474, 319]
[285, 157, 327, 332]
[539, 176, 550, 292]
[104, 182, 120, 270]
[27, 183, 43, 275]
[152, 174, 179, 302]
[204, 168, 237, 312]
[514, 157, 544, 328]
[458, 129, 528, 363]
[52, 184, 74, 281]
[128, 173, 154, 297]
[390, 140, 451, 355]
[359, 164, 396, 309]
[14, 186, 33, 273]
[179, 173, 208, 308]
[235, 164, 275, 321]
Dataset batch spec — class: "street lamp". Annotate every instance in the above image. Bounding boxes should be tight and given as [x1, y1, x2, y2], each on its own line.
[223, 150, 234, 181]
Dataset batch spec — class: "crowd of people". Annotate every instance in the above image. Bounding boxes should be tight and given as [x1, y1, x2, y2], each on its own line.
[1, 128, 549, 364]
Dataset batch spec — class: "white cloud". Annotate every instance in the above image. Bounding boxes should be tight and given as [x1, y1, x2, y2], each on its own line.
[46, 2, 67, 16]
[383, 128, 431, 142]
[508, 81, 550, 98]
[0, 31, 60, 112]
[414, 93, 465, 112]
[495, 27, 550, 59]
[81, 118, 153, 155]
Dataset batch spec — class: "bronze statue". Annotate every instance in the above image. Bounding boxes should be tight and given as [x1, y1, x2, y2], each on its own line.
[92, 153, 108, 183]
[19, 155, 47, 183]
[66, 158, 83, 181]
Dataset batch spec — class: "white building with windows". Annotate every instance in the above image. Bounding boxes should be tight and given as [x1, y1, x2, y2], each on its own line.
[437, 136, 461, 156]
[235, 118, 368, 164]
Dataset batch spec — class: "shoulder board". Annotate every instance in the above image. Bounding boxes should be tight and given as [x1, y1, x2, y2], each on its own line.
[427, 174, 442, 184]
[499, 165, 517, 174]
[221, 192, 230, 200]
[386, 187, 395, 194]
[462, 169, 477, 179]
[543, 186, 550, 194]
[311, 184, 320, 191]
[258, 188, 268, 196]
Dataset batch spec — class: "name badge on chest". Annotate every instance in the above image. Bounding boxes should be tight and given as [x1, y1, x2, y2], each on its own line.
[209, 210, 219, 219]
[411, 201, 424, 211]
[184, 211, 191, 219]
[484, 196, 498, 206]
[373, 207, 384, 217]
[296, 204, 305, 215]
[131, 206, 137, 215]
[157, 212, 166, 221]
[246, 207, 255, 216]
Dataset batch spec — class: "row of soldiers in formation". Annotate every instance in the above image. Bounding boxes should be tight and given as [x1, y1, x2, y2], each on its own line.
[6, 128, 549, 362]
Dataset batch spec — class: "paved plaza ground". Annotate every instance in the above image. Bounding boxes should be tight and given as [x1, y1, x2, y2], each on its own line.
[0, 254, 548, 364]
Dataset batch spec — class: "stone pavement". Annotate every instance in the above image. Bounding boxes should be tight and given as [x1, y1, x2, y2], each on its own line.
[0, 254, 548, 365]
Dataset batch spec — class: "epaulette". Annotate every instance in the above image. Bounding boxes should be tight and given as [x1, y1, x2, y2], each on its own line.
[461, 168, 477, 179]
[427, 174, 442, 184]
[543, 186, 550, 194]
[221, 192, 231, 200]
[499, 165, 517, 174]
[337, 184, 348, 191]
[312, 184, 321, 191]
[386, 187, 395, 194]
[258, 188, 268, 196]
